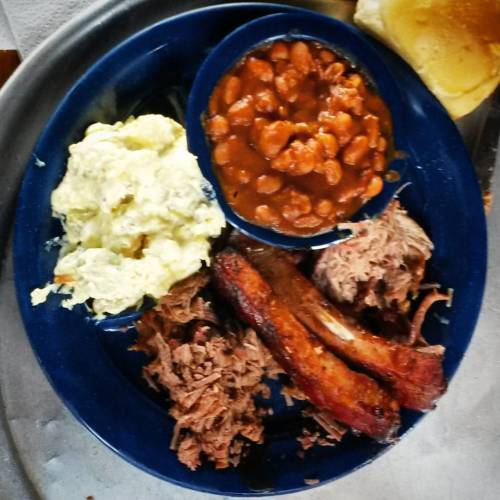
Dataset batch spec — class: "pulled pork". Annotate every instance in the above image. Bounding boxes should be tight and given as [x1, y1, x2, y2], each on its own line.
[280, 385, 346, 448]
[313, 201, 433, 310]
[409, 290, 451, 346]
[134, 272, 281, 471]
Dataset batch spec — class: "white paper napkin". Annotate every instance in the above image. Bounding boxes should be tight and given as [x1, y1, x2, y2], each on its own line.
[0, 3, 15, 49]
[1, 0, 98, 56]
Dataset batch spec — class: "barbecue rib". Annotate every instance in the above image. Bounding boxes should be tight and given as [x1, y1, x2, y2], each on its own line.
[213, 249, 400, 442]
[232, 236, 446, 411]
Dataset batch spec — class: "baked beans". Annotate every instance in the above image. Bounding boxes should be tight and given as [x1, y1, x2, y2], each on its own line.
[205, 39, 392, 236]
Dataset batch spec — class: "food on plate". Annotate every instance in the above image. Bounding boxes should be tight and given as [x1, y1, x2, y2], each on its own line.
[213, 249, 401, 442]
[313, 201, 433, 311]
[205, 39, 392, 235]
[134, 272, 282, 470]
[127, 199, 450, 470]
[28, 105, 450, 467]
[231, 234, 446, 411]
[134, 271, 340, 470]
[354, 0, 500, 118]
[29, 104, 450, 467]
[31, 115, 225, 317]
[409, 290, 450, 346]
[297, 407, 347, 449]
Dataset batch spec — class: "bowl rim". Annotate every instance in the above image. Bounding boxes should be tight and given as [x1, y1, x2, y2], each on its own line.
[187, 11, 411, 249]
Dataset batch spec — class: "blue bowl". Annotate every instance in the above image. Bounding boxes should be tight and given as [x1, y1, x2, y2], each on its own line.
[187, 12, 410, 249]
[13, 2, 487, 496]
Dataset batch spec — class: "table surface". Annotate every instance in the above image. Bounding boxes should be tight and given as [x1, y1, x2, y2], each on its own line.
[1, 2, 499, 500]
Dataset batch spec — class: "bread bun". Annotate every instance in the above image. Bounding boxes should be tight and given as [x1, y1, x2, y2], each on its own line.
[354, 0, 500, 119]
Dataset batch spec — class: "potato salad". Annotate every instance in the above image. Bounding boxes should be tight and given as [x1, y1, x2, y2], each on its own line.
[31, 114, 225, 317]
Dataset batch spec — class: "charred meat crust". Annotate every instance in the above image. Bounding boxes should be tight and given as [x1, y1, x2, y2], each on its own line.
[231, 237, 446, 411]
[212, 249, 400, 442]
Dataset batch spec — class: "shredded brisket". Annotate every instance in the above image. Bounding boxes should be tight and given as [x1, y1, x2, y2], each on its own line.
[134, 272, 282, 470]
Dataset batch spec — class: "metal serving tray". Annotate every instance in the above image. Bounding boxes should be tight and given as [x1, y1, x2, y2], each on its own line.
[1, 2, 499, 499]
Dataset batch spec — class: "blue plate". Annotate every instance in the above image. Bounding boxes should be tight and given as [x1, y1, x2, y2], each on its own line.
[13, 2, 487, 496]
[187, 12, 409, 249]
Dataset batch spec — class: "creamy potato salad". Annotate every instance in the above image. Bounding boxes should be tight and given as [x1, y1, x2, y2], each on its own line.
[31, 115, 225, 317]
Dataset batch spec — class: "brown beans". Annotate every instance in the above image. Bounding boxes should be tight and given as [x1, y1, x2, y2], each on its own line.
[338, 184, 365, 203]
[255, 205, 280, 224]
[223, 76, 242, 105]
[290, 41, 313, 74]
[258, 120, 294, 158]
[213, 141, 231, 165]
[330, 86, 363, 115]
[208, 94, 219, 116]
[270, 41, 289, 61]
[316, 132, 339, 158]
[319, 49, 335, 64]
[283, 189, 312, 221]
[377, 137, 387, 152]
[282, 204, 302, 222]
[227, 97, 255, 126]
[272, 139, 321, 176]
[250, 117, 270, 144]
[254, 89, 280, 113]
[314, 199, 334, 217]
[322, 111, 354, 146]
[283, 189, 312, 220]
[246, 57, 274, 82]
[256, 174, 283, 194]
[323, 62, 345, 82]
[278, 105, 289, 118]
[315, 159, 343, 185]
[346, 73, 364, 91]
[206, 39, 391, 236]
[271, 147, 293, 172]
[275, 68, 300, 102]
[343, 135, 370, 166]
[363, 114, 380, 148]
[294, 122, 318, 135]
[206, 115, 229, 138]
[236, 169, 252, 185]
[365, 175, 384, 198]
[293, 214, 323, 228]
[372, 152, 386, 172]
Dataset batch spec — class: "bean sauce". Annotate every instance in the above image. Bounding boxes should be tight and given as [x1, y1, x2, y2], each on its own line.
[205, 39, 392, 236]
